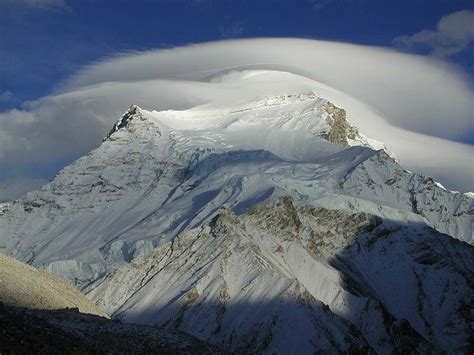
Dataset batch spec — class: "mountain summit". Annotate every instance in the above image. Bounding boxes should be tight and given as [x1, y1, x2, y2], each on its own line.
[0, 93, 472, 353]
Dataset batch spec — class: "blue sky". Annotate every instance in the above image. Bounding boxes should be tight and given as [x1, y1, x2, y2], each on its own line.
[1, 0, 473, 112]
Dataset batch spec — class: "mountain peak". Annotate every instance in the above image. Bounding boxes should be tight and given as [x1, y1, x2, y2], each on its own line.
[99, 94, 393, 165]
[101, 93, 392, 166]
[103, 105, 143, 141]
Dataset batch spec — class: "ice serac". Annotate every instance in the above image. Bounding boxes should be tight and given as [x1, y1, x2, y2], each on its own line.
[0, 92, 472, 353]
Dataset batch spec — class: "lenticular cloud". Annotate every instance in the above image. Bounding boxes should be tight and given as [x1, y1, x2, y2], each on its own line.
[0, 38, 473, 191]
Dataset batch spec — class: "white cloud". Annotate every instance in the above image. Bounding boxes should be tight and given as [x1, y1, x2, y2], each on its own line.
[63, 39, 474, 139]
[0, 38, 473, 191]
[393, 10, 474, 57]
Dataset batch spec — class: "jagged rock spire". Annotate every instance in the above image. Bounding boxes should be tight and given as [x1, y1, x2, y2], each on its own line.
[104, 105, 141, 141]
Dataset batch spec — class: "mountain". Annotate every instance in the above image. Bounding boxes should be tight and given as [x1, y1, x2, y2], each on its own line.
[0, 92, 472, 353]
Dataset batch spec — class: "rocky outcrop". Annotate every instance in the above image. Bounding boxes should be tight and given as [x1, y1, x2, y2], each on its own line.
[324, 102, 354, 146]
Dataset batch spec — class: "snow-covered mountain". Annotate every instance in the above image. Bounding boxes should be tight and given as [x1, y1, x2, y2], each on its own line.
[88, 197, 472, 353]
[0, 92, 472, 353]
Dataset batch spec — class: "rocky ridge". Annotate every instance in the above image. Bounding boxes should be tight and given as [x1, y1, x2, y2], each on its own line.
[87, 197, 473, 353]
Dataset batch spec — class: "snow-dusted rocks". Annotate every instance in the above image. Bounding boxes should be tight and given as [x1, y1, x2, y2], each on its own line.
[339, 150, 473, 242]
[0, 93, 472, 353]
[87, 197, 472, 353]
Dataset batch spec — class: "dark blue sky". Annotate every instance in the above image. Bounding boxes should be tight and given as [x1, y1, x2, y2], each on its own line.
[1, 0, 473, 112]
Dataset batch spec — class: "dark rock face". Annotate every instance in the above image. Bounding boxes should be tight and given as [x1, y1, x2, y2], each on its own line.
[0, 302, 221, 354]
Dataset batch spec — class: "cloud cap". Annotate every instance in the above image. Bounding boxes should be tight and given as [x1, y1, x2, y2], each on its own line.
[1, 38, 473, 191]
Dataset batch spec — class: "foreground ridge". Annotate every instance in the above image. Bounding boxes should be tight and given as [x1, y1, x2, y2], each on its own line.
[0, 253, 106, 317]
[0, 303, 220, 354]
